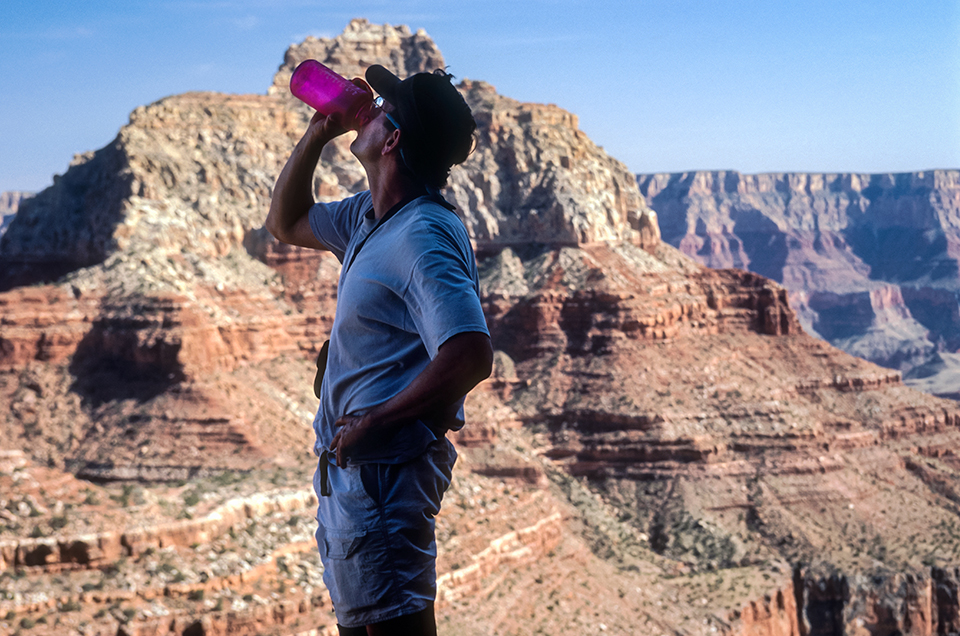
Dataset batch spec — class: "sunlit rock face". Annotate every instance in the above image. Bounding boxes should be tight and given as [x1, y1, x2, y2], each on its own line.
[449, 80, 659, 251]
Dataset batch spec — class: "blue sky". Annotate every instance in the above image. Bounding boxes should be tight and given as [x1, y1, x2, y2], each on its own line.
[2, 0, 958, 193]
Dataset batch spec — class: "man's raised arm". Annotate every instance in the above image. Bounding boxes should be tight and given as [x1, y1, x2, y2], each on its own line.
[266, 112, 345, 249]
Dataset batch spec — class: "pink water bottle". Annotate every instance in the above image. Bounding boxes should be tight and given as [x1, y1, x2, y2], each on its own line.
[289, 60, 374, 130]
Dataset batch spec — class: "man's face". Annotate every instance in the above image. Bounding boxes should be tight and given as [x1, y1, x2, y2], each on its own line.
[350, 99, 399, 164]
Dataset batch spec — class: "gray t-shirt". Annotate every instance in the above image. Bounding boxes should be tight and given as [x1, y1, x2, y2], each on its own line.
[308, 191, 489, 464]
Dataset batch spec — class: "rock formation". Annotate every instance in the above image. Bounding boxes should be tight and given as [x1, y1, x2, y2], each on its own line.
[638, 170, 960, 397]
[2, 18, 960, 636]
[450, 82, 659, 250]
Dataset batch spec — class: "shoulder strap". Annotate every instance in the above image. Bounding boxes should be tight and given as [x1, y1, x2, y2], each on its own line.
[345, 192, 457, 271]
[345, 202, 404, 271]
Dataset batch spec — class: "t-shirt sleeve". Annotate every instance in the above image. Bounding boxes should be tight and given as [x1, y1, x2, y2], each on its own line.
[403, 225, 489, 359]
[308, 191, 372, 262]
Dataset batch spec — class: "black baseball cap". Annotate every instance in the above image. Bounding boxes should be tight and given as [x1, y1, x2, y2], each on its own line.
[365, 64, 476, 188]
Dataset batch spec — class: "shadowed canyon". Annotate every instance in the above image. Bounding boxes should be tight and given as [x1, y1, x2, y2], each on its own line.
[2, 18, 960, 636]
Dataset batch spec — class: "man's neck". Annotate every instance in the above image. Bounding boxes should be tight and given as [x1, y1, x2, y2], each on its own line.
[368, 161, 427, 220]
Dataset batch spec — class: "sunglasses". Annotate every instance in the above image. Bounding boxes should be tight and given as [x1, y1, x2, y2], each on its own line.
[373, 96, 402, 131]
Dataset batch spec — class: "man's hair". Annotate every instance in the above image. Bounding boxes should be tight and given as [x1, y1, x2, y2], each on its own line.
[366, 66, 478, 189]
[401, 70, 476, 189]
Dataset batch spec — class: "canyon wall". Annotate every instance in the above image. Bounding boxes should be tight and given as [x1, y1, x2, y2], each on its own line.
[638, 170, 960, 397]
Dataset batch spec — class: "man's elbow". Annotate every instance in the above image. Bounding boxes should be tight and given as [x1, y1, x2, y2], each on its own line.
[265, 197, 307, 244]
[441, 332, 494, 389]
[470, 334, 494, 385]
[264, 207, 286, 242]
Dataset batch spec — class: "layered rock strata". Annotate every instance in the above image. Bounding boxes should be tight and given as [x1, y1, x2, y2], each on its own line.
[0, 489, 316, 571]
[638, 170, 960, 397]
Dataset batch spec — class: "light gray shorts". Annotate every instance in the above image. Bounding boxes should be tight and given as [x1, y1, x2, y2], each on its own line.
[314, 437, 456, 628]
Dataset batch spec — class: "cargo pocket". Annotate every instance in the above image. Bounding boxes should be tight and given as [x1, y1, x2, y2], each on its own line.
[320, 526, 365, 560]
[317, 525, 387, 611]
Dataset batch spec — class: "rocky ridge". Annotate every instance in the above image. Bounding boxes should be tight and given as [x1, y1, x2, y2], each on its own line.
[1, 18, 960, 636]
[638, 170, 960, 397]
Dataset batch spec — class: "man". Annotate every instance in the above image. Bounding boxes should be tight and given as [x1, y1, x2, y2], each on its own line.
[266, 63, 493, 635]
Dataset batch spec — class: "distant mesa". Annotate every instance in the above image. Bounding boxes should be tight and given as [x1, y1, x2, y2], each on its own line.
[0, 191, 32, 239]
[640, 169, 960, 398]
[0, 191, 31, 215]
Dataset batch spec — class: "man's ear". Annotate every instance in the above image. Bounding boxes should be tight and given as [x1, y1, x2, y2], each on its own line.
[381, 129, 402, 156]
